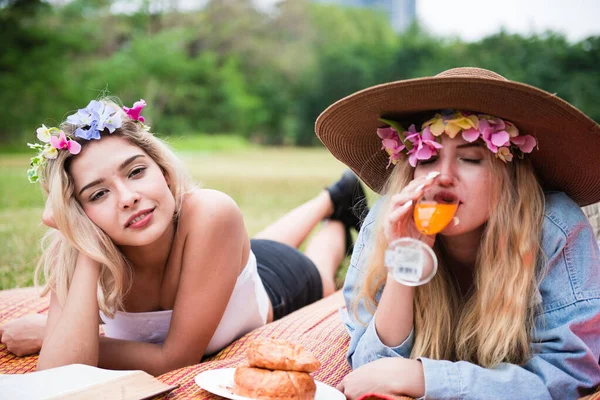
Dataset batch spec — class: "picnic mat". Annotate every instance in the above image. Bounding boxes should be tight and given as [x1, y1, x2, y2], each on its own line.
[0, 288, 405, 399]
[1, 287, 597, 400]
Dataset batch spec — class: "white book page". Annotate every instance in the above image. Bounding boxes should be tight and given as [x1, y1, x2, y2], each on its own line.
[0, 364, 136, 400]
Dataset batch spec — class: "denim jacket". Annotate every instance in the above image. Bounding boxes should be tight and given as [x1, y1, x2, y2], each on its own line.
[341, 192, 600, 399]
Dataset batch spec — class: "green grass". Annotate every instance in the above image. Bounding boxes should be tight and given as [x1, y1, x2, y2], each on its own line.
[0, 142, 376, 290]
[162, 133, 253, 153]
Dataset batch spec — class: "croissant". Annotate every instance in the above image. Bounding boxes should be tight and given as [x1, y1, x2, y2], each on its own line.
[233, 366, 316, 400]
[246, 339, 321, 373]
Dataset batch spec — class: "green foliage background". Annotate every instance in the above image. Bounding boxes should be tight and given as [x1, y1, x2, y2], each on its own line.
[1, 0, 599, 146]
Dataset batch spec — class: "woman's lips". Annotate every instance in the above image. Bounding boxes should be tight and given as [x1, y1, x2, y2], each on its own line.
[433, 191, 459, 204]
[126, 209, 154, 228]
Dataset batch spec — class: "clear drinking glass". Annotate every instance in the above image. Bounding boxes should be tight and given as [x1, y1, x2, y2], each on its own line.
[384, 180, 459, 286]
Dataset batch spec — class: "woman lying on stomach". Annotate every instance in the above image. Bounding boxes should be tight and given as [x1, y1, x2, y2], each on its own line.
[3, 98, 367, 375]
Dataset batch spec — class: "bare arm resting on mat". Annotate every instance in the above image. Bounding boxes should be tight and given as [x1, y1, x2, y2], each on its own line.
[37, 254, 102, 370]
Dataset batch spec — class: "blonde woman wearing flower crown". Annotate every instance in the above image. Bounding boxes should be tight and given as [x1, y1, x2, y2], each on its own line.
[0, 99, 370, 375]
[316, 68, 600, 399]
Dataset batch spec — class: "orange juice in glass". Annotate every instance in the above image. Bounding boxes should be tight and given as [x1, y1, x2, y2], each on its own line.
[414, 201, 459, 235]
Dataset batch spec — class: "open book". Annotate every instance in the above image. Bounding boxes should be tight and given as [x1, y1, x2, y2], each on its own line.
[0, 364, 178, 399]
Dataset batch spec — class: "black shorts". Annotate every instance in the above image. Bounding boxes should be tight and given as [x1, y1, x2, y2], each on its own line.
[251, 239, 323, 321]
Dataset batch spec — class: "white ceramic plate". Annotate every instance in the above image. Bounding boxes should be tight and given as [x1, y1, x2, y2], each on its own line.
[194, 368, 345, 400]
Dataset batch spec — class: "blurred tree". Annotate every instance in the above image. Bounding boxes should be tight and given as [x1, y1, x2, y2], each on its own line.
[88, 27, 264, 137]
[558, 36, 600, 122]
[294, 3, 398, 145]
[0, 0, 81, 142]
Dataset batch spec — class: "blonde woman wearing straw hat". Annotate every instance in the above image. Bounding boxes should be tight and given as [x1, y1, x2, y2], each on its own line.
[316, 67, 600, 399]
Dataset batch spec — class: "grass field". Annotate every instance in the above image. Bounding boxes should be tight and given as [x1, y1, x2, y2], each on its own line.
[0, 137, 376, 290]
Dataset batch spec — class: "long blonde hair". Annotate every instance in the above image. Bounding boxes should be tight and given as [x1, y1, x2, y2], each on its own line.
[354, 154, 545, 368]
[34, 100, 192, 317]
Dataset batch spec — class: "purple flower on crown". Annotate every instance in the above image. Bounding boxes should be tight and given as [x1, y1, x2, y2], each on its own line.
[75, 120, 100, 140]
[67, 100, 122, 140]
[98, 107, 123, 132]
[67, 100, 102, 126]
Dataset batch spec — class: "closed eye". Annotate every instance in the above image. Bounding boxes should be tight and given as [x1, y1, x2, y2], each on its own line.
[418, 157, 438, 166]
[460, 158, 482, 164]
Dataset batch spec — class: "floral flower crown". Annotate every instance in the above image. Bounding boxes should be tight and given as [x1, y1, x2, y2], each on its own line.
[377, 110, 537, 168]
[27, 99, 148, 183]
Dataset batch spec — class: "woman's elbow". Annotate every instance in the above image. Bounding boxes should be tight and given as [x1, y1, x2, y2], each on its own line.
[148, 350, 203, 376]
[37, 346, 99, 371]
[37, 357, 98, 372]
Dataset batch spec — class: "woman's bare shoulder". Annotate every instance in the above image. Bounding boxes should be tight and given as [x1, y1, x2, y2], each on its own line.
[178, 189, 244, 233]
[182, 188, 239, 213]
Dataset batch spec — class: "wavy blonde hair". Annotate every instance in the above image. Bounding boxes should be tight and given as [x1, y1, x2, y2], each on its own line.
[354, 153, 545, 368]
[34, 99, 192, 317]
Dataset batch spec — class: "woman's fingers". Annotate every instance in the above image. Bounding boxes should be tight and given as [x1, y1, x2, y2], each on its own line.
[388, 171, 440, 209]
[384, 200, 414, 242]
[388, 187, 421, 209]
[388, 200, 413, 223]
[384, 171, 440, 243]
[406, 171, 440, 193]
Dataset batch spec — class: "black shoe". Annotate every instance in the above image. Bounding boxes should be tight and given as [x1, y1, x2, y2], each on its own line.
[326, 170, 370, 233]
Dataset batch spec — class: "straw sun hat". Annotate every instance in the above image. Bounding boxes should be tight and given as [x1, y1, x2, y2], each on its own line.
[315, 67, 600, 206]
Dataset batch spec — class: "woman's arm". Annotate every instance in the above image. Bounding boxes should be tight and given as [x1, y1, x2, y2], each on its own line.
[37, 253, 101, 370]
[96, 190, 248, 375]
[338, 357, 424, 399]
[343, 200, 415, 368]
[372, 175, 439, 348]
[344, 174, 443, 367]
[374, 275, 415, 347]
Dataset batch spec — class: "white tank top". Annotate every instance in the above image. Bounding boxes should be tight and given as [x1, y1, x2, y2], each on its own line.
[100, 250, 270, 355]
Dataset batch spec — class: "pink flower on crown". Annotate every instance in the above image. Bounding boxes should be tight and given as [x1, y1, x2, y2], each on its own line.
[479, 118, 510, 153]
[377, 126, 405, 167]
[50, 131, 81, 155]
[123, 99, 146, 123]
[405, 125, 442, 167]
[510, 135, 536, 153]
[461, 127, 481, 142]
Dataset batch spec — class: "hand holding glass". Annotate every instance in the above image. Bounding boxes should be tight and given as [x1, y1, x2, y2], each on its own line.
[385, 178, 459, 285]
